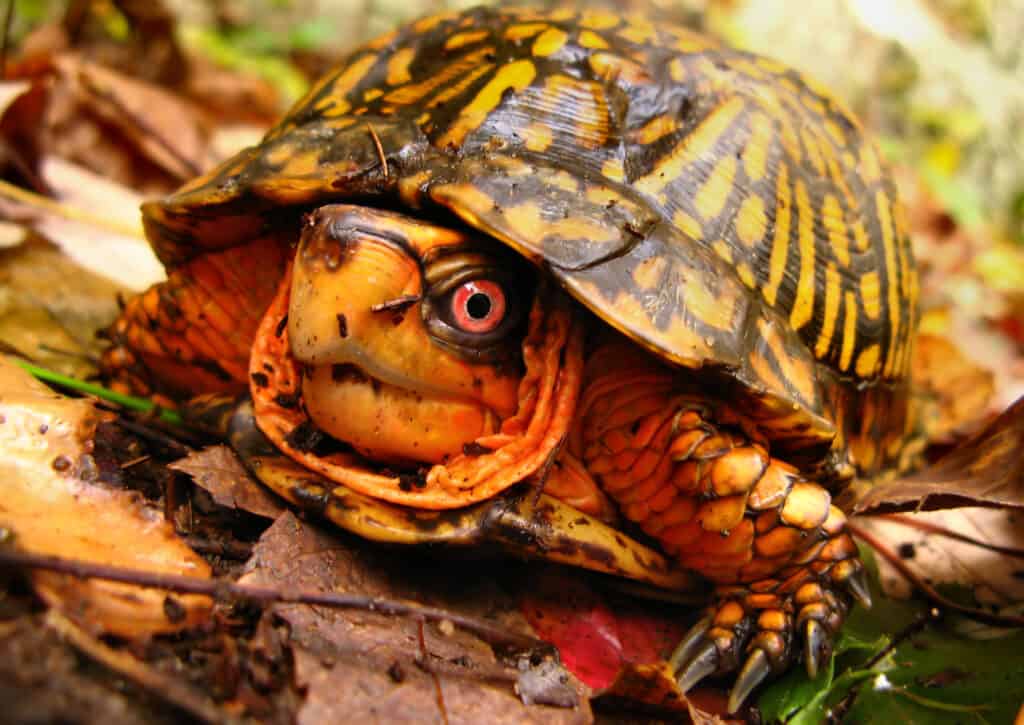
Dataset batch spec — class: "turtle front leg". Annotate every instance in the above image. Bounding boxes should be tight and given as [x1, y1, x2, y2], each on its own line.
[575, 381, 870, 711]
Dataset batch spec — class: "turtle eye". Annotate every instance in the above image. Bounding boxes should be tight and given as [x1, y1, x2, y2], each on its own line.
[450, 280, 507, 334]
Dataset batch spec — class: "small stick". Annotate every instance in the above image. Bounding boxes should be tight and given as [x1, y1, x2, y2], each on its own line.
[848, 522, 1024, 628]
[418, 619, 450, 725]
[0, 548, 552, 654]
[0, 177, 144, 239]
[875, 513, 1024, 560]
[366, 121, 388, 178]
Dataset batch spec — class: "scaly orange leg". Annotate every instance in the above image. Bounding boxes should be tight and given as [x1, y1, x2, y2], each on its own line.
[573, 346, 870, 712]
[100, 237, 288, 400]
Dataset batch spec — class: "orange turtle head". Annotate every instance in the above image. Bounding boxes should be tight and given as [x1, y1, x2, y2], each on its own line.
[249, 204, 584, 509]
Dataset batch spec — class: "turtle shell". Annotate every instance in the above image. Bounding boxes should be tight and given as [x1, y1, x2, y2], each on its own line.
[143, 6, 918, 474]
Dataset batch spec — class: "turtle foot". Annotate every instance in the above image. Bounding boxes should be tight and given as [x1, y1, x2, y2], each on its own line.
[670, 532, 869, 713]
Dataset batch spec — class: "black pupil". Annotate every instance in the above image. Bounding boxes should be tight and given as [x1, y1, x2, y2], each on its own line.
[466, 292, 492, 320]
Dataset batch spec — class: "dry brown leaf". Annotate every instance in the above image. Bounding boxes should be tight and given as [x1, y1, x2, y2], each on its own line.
[170, 445, 285, 520]
[0, 356, 212, 636]
[239, 512, 592, 725]
[855, 396, 1024, 515]
[52, 54, 215, 181]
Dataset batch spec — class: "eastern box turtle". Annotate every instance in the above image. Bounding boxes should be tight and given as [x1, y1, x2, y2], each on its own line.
[103, 6, 922, 710]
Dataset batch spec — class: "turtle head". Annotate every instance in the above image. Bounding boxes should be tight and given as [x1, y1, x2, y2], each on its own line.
[248, 204, 584, 509]
[286, 205, 532, 464]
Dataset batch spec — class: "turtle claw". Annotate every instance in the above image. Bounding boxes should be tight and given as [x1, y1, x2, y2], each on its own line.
[669, 614, 713, 670]
[728, 649, 771, 714]
[843, 566, 873, 609]
[803, 619, 826, 678]
[675, 640, 720, 694]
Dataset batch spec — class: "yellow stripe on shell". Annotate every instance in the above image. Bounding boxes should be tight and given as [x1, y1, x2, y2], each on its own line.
[426, 64, 493, 109]
[635, 115, 678, 145]
[578, 30, 609, 49]
[815, 263, 841, 358]
[855, 343, 880, 377]
[634, 97, 745, 197]
[875, 189, 901, 376]
[533, 27, 569, 56]
[385, 48, 493, 106]
[736, 194, 767, 247]
[504, 23, 548, 40]
[839, 291, 857, 372]
[436, 60, 537, 148]
[822, 193, 851, 267]
[695, 154, 737, 221]
[445, 29, 490, 51]
[789, 179, 816, 330]
[385, 48, 416, 86]
[743, 113, 772, 182]
[860, 271, 880, 319]
[763, 163, 791, 307]
[579, 9, 620, 30]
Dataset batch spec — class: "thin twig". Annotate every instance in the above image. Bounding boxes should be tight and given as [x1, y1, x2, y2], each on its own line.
[418, 619, 450, 725]
[366, 121, 388, 178]
[848, 522, 1024, 628]
[46, 610, 240, 725]
[0, 548, 552, 654]
[875, 513, 1024, 560]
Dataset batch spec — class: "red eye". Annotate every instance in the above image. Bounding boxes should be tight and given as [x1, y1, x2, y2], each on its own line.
[450, 280, 507, 334]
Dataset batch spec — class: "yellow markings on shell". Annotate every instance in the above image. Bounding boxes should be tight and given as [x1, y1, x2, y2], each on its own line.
[763, 164, 791, 307]
[851, 219, 870, 252]
[619, 18, 656, 44]
[632, 255, 667, 290]
[584, 185, 620, 208]
[859, 143, 881, 182]
[749, 326, 787, 396]
[589, 52, 649, 84]
[789, 179, 816, 330]
[533, 27, 568, 56]
[801, 127, 826, 176]
[601, 157, 626, 182]
[856, 343, 880, 377]
[413, 11, 457, 33]
[426, 63, 493, 108]
[736, 194, 767, 247]
[635, 97, 745, 197]
[523, 122, 553, 152]
[579, 30, 609, 49]
[815, 263, 841, 358]
[801, 92, 825, 118]
[743, 113, 772, 182]
[668, 58, 687, 82]
[695, 154, 737, 221]
[757, 318, 816, 406]
[713, 239, 733, 264]
[505, 23, 548, 41]
[540, 75, 610, 149]
[876, 189, 901, 376]
[674, 210, 703, 241]
[580, 9, 620, 30]
[547, 7, 575, 22]
[756, 57, 787, 74]
[385, 48, 491, 105]
[684, 274, 736, 331]
[365, 28, 397, 50]
[363, 88, 384, 102]
[860, 271, 880, 319]
[822, 194, 850, 266]
[436, 60, 537, 148]
[825, 118, 847, 148]
[635, 115, 678, 145]
[385, 48, 415, 86]
[737, 262, 756, 289]
[415, 111, 430, 126]
[839, 291, 857, 372]
[328, 53, 377, 101]
[445, 29, 489, 51]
